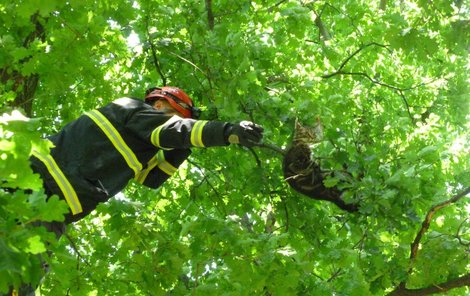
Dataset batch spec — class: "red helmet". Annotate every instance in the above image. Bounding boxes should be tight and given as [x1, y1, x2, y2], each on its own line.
[145, 86, 200, 119]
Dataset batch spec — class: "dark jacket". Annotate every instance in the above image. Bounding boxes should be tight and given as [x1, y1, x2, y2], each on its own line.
[30, 98, 229, 223]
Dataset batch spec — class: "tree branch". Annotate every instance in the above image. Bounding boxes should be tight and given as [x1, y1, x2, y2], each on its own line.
[397, 90, 414, 124]
[64, 233, 90, 267]
[148, 40, 166, 85]
[187, 159, 227, 216]
[205, 0, 214, 30]
[389, 273, 470, 296]
[456, 217, 470, 247]
[321, 42, 391, 79]
[323, 3, 363, 38]
[145, 16, 166, 85]
[252, 141, 286, 156]
[281, 195, 289, 232]
[4, 13, 47, 116]
[267, 0, 289, 12]
[247, 146, 262, 167]
[325, 71, 444, 123]
[337, 70, 415, 122]
[168, 52, 209, 79]
[388, 187, 470, 296]
[409, 187, 470, 264]
[302, 2, 331, 41]
[320, 42, 444, 123]
[313, 6, 331, 41]
[327, 268, 343, 282]
[380, 0, 387, 11]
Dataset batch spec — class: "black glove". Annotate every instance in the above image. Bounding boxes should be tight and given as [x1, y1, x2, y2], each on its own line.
[225, 121, 264, 147]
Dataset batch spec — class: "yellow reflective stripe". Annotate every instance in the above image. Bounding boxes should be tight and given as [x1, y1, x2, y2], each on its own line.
[85, 110, 142, 176]
[190, 121, 208, 147]
[158, 158, 178, 176]
[150, 115, 181, 148]
[135, 151, 161, 184]
[134, 150, 178, 184]
[32, 150, 83, 215]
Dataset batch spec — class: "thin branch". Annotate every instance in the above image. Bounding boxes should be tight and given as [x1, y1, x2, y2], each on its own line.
[145, 16, 166, 85]
[148, 40, 166, 85]
[398, 90, 417, 123]
[267, 0, 289, 12]
[322, 3, 363, 37]
[312, 271, 325, 281]
[247, 146, 262, 167]
[252, 141, 286, 156]
[456, 218, 470, 247]
[326, 70, 416, 122]
[321, 42, 391, 79]
[352, 232, 367, 250]
[64, 233, 90, 267]
[282, 196, 289, 232]
[339, 71, 402, 91]
[55, 14, 83, 39]
[338, 72, 439, 93]
[241, 213, 254, 233]
[193, 263, 200, 295]
[264, 210, 276, 233]
[327, 268, 343, 282]
[409, 187, 470, 264]
[187, 159, 227, 216]
[168, 52, 208, 78]
[320, 42, 443, 123]
[388, 187, 470, 296]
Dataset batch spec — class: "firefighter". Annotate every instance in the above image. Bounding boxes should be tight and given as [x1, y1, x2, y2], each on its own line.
[29, 86, 264, 226]
[5, 87, 264, 296]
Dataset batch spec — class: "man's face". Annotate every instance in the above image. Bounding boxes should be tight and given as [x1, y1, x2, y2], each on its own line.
[153, 99, 184, 117]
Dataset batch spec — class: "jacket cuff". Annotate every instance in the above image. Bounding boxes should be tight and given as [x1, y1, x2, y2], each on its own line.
[201, 121, 231, 147]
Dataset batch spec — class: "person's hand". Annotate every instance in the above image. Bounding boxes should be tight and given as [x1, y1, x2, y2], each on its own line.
[226, 121, 264, 147]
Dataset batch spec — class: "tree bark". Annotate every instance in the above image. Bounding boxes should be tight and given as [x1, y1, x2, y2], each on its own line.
[389, 187, 470, 296]
[389, 273, 470, 296]
[380, 0, 387, 11]
[2, 13, 46, 117]
[205, 0, 214, 30]
[314, 12, 331, 40]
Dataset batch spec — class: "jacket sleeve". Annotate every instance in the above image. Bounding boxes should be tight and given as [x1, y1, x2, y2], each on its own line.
[135, 149, 191, 188]
[126, 108, 229, 149]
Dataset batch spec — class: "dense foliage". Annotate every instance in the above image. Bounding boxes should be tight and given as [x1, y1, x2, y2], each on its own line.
[1, 0, 469, 295]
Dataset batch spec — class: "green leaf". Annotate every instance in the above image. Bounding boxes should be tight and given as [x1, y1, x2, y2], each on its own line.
[11, 47, 30, 62]
[29, 195, 68, 222]
[25, 235, 46, 254]
[323, 176, 340, 188]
